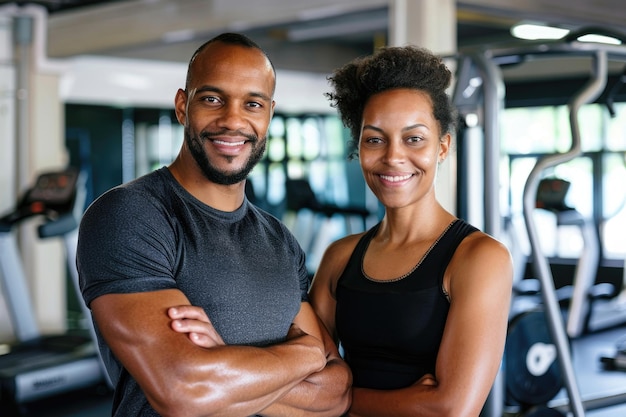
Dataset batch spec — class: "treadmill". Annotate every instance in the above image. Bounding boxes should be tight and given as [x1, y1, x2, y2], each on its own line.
[0, 168, 108, 410]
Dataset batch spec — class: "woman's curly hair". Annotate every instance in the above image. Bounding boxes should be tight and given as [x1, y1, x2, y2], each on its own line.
[325, 45, 456, 158]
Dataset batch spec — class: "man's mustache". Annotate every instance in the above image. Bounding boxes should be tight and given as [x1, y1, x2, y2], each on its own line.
[199, 130, 257, 143]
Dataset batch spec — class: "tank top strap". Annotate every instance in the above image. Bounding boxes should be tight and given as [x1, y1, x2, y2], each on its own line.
[336, 223, 380, 288]
[421, 219, 479, 266]
[336, 220, 479, 291]
[417, 219, 480, 289]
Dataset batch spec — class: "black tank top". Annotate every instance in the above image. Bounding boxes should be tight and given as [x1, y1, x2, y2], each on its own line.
[335, 219, 478, 390]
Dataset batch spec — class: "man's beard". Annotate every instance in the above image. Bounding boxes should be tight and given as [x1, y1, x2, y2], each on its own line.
[185, 127, 266, 185]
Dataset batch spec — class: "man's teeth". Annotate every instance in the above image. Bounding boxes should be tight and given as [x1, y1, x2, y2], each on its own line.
[213, 139, 246, 146]
[380, 174, 412, 182]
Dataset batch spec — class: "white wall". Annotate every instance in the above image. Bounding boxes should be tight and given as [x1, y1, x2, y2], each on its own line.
[60, 55, 333, 114]
[60, 55, 335, 185]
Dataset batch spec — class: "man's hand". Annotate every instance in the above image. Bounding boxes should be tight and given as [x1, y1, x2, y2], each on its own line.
[168, 305, 225, 347]
[285, 322, 326, 361]
[169, 305, 325, 360]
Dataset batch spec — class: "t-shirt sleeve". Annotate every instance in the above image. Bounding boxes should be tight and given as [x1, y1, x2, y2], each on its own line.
[77, 187, 178, 307]
[289, 227, 310, 302]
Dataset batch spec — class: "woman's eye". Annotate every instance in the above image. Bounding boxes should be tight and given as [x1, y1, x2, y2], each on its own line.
[407, 136, 424, 144]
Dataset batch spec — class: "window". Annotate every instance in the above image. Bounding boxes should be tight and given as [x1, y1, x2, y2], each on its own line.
[502, 103, 626, 261]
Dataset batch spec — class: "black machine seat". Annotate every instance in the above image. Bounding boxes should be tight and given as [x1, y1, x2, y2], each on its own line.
[536, 177, 572, 213]
[535, 177, 586, 227]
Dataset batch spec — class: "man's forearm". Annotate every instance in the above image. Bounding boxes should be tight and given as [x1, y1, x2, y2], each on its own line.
[188, 334, 328, 417]
[165, 304, 339, 416]
[259, 356, 352, 417]
[135, 332, 328, 417]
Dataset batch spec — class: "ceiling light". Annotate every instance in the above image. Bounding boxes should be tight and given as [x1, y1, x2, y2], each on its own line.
[109, 73, 151, 90]
[162, 29, 195, 44]
[576, 34, 622, 45]
[511, 23, 569, 40]
[287, 15, 387, 42]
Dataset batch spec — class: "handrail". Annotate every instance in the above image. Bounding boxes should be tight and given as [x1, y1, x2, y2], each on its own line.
[521, 49, 608, 417]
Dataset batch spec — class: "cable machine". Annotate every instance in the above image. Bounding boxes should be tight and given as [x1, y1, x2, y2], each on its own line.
[454, 36, 626, 417]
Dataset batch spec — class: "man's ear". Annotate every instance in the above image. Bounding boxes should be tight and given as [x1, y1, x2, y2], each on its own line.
[174, 88, 188, 126]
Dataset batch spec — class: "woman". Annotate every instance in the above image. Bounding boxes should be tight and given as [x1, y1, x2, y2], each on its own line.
[307, 45, 513, 416]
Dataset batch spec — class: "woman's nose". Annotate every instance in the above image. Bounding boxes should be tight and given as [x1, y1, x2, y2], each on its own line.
[383, 140, 406, 164]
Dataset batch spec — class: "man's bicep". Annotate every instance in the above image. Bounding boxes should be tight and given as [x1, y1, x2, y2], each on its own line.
[292, 302, 323, 341]
[91, 289, 194, 396]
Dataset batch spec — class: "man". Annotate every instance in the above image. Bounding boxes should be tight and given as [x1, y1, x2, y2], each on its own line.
[77, 33, 351, 417]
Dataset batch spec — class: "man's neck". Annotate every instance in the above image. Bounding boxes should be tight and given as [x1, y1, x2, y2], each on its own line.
[168, 157, 245, 212]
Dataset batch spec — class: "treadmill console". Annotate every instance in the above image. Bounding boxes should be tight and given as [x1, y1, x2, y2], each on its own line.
[25, 169, 78, 212]
[1, 169, 79, 225]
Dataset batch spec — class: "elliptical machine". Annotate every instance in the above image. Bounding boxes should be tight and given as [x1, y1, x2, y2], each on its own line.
[0, 168, 110, 413]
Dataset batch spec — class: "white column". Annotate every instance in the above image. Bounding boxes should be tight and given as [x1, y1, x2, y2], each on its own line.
[29, 70, 67, 334]
[0, 9, 18, 341]
[0, 11, 16, 214]
[389, 0, 457, 54]
[28, 5, 67, 334]
[388, 0, 457, 214]
[12, 5, 67, 335]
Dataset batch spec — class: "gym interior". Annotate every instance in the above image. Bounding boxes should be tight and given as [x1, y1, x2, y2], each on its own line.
[1, 0, 626, 416]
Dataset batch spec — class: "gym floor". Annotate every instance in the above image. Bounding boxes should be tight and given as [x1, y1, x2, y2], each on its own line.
[550, 325, 626, 416]
[6, 384, 112, 417]
[9, 326, 626, 417]
[10, 387, 626, 417]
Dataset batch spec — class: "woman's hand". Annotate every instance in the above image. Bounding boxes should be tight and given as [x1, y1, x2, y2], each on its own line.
[414, 373, 438, 387]
[168, 305, 225, 347]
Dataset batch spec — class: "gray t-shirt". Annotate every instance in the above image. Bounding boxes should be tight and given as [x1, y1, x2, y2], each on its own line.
[77, 167, 309, 416]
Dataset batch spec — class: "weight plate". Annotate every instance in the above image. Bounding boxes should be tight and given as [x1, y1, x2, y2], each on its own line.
[506, 309, 564, 405]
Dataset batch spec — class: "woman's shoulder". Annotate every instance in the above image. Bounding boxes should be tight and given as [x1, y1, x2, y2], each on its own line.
[326, 231, 368, 258]
[461, 228, 511, 259]
[452, 228, 514, 282]
[314, 232, 366, 282]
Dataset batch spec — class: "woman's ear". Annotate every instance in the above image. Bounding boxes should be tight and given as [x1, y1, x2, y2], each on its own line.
[438, 133, 452, 163]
